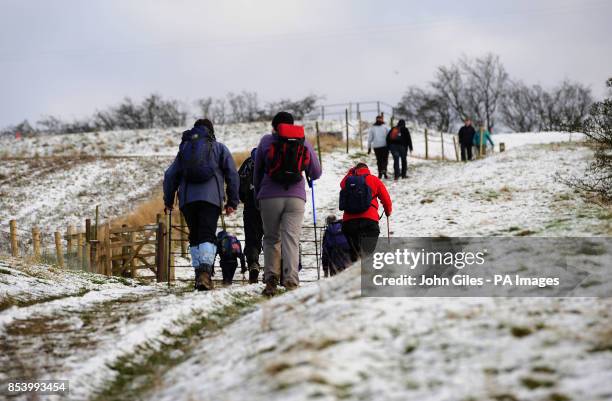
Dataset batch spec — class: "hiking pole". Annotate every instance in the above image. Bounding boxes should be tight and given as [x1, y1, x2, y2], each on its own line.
[167, 208, 172, 288]
[386, 215, 391, 245]
[308, 177, 320, 280]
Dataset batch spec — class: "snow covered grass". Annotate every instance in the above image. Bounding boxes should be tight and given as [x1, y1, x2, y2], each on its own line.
[148, 267, 612, 401]
[1, 119, 610, 401]
[0, 256, 145, 312]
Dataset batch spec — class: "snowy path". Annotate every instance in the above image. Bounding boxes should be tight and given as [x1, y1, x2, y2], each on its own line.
[0, 258, 264, 401]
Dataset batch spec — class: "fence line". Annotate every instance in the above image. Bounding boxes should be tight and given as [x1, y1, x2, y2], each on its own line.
[3, 212, 324, 284]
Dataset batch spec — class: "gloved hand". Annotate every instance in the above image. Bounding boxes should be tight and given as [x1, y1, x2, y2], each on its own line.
[368, 147, 372, 155]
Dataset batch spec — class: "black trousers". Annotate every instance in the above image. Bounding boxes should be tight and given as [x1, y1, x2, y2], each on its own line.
[181, 201, 221, 247]
[460, 142, 473, 161]
[341, 219, 380, 262]
[243, 204, 263, 266]
[373, 146, 389, 178]
[389, 144, 408, 178]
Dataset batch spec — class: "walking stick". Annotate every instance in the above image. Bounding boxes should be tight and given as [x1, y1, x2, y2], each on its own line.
[386, 215, 391, 245]
[308, 177, 320, 280]
[167, 208, 172, 288]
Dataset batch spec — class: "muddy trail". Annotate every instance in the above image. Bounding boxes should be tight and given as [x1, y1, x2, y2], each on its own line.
[0, 276, 262, 401]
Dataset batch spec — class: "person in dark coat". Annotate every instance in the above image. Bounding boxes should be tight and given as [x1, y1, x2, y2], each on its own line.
[386, 119, 413, 180]
[163, 119, 239, 291]
[458, 118, 476, 161]
[238, 148, 264, 283]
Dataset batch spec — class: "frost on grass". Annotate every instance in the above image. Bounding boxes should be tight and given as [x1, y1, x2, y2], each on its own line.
[0, 256, 143, 311]
[149, 268, 612, 401]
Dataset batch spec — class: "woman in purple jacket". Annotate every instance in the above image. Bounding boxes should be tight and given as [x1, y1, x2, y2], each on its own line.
[254, 112, 322, 296]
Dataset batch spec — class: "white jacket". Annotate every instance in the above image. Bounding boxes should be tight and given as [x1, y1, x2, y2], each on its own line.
[367, 124, 389, 149]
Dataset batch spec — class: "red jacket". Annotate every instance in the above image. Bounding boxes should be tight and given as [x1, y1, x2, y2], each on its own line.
[340, 166, 392, 222]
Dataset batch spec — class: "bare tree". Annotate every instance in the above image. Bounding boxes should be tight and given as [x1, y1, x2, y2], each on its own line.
[459, 53, 508, 129]
[36, 115, 65, 134]
[562, 78, 611, 202]
[431, 53, 507, 129]
[396, 86, 452, 131]
[500, 80, 540, 132]
[265, 95, 320, 120]
[533, 81, 593, 131]
[195, 97, 213, 119]
[211, 98, 227, 124]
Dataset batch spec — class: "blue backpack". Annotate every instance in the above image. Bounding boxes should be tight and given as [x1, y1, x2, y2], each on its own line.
[322, 221, 352, 274]
[178, 130, 216, 183]
[217, 231, 243, 259]
[339, 174, 373, 214]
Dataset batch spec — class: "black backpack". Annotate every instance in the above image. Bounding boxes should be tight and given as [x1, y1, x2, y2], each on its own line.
[178, 130, 216, 183]
[238, 156, 255, 203]
[339, 174, 373, 214]
[266, 124, 310, 188]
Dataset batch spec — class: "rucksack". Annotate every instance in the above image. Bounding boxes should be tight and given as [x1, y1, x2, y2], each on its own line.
[339, 174, 373, 214]
[322, 220, 352, 274]
[389, 127, 400, 141]
[178, 129, 216, 184]
[323, 221, 350, 251]
[266, 123, 310, 187]
[238, 156, 255, 203]
[218, 231, 243, 259]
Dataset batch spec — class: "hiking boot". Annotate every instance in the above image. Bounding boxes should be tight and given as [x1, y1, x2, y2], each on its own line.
[262, 277, 278, 297]
[247, 261, 260, 284]
[195, 265, 214, 291]
[249, 268, 259, 284]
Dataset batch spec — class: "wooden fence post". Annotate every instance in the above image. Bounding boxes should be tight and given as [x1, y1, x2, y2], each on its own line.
[345, 109, 349, 154]
[479, 129, 485, 157]
[167, 213, 175, 282]
[9, 220, 18, 257]
[83, 242, 90, 271]
[315, 121, 322, 169]
[90, 239, 98, 273]
[500, 142, 505, 152]
[77, 232, 83, 261]
[358, 111, 363, 151]
[94, 205, 99, 240]
[32, 227, 41, 260]
[128, 231, 135, 278]
[440, 131, 445, 161]
[121, 224, 129, 275]
[180, 212, 187, 257]
[85, 219, 91, 242]
[67, 225, 75, 256]
[155, 222, 167, 282]
[452, 136, 460, 161]
[54, 231, 64, 268]
[424, 128, 429, 160]
[104, 223, 111, 276]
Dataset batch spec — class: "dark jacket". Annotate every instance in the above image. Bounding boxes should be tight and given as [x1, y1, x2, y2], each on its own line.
[386, 120, 413, 151]
[163, 125, 239, 209]
[458, 125, 476, 145]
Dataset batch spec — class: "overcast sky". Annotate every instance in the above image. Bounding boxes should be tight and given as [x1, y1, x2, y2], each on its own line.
[0, 0, 610, 127]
